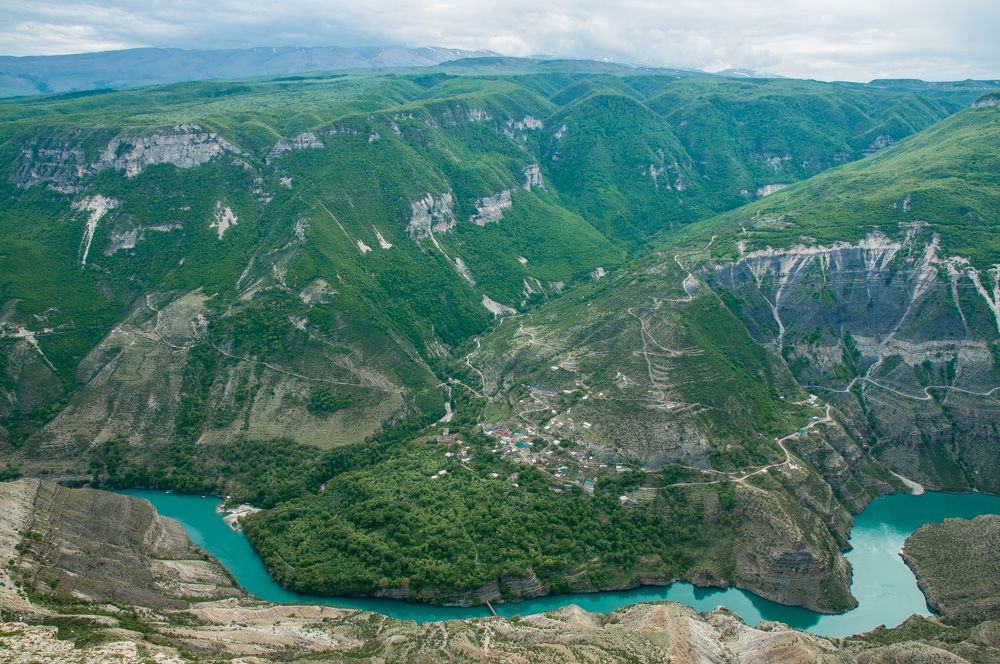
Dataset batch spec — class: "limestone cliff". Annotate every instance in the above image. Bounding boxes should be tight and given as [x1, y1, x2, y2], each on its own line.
[1, 481, 998, 664]
[712, 228, 1000, 492]
[10, 124, 241, 193]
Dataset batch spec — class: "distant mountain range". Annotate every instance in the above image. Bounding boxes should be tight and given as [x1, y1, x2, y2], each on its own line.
[0, 45, 500, 97]
[5, 46, 1000, 99]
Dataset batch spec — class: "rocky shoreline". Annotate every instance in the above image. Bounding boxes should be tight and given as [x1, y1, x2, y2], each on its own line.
[4, 479, 1000, 663]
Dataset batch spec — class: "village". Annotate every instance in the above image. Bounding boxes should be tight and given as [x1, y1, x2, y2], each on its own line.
[436, 417, 638, 499]
[431, 369, 679, 503]
[434, 372, 830, 502]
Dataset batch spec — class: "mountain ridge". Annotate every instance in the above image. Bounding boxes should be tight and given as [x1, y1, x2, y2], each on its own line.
[1, 68, 998, 613]
[0, 45, 501, 98]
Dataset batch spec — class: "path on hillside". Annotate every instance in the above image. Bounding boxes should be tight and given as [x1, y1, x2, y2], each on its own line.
[627, 306, 703, 410]
[808, 376, 1000, 402]
[664, 404, 832, 488]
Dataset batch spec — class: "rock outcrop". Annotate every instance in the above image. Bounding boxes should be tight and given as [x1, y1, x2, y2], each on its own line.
[972, 92, 1000, 108]
[208, 201, 237, 239]
[1, 479, 240, 609]
[10, 124, 241, 193]
[523, 163, 545, 190]
[469, 190, 512, 225]
[264, 131, 324, 164]
[407, 192, 456, 239]
[712, 228, 1000, 492]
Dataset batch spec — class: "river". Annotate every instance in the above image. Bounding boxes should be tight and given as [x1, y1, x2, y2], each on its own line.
[120, 489, 1000, 637]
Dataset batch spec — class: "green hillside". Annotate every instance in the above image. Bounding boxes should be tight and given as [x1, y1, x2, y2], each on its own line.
[683, 105, 1000, 265]
[1, 65, 995, 611]
[239, 103, 1000, 608]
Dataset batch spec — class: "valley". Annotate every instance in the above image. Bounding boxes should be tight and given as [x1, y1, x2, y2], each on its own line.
[0, 57, 999, 655]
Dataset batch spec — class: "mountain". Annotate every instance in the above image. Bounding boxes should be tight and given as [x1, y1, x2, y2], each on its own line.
[903, 514, 1000, 626]
[0, 67, 996, 611]
[0, 45, 500, 97]
[676, 102, 1000, 491]
[240, 102, 1000, 609]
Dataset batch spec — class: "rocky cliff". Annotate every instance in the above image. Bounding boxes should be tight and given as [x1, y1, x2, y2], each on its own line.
[902, 515, 1000, 626]
[1, 480, 998, 664]
[712, 228, 1000, 492]
[9, 124, 241, 193]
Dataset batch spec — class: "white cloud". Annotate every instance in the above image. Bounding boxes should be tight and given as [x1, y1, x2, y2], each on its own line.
[0, 0, 997, 81]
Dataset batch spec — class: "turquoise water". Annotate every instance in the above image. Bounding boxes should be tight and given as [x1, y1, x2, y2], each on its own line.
[121, 489, 1000, 636]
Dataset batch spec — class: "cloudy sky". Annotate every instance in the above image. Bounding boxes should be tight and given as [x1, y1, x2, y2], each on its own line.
[1, 0, 997, 82]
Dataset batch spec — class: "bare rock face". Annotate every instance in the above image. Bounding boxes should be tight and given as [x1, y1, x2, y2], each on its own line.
[103, 223, 182, 256]
[712, 228, 1000, 492]
[1, 479, 241, 609]
[98, 125, 240, 177]
[756, 183, 789, 197]
[407, 192, 456, 239]
[523, 163, 545, 191]
[10, 124, 241, 193]
[72, 194, 119, 265]
[972, 93, 1000, 108]
[8, 141, 89, 194]
[209, 201, 238, 239]
[469, 190, 512, 225]
[264, 131, 324, 164]
[482, 294, 516, 317]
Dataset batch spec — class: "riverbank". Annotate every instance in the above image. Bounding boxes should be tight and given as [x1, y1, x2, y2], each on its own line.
[5, 479, 1000, 663]
[121, 488, 1000, 637]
